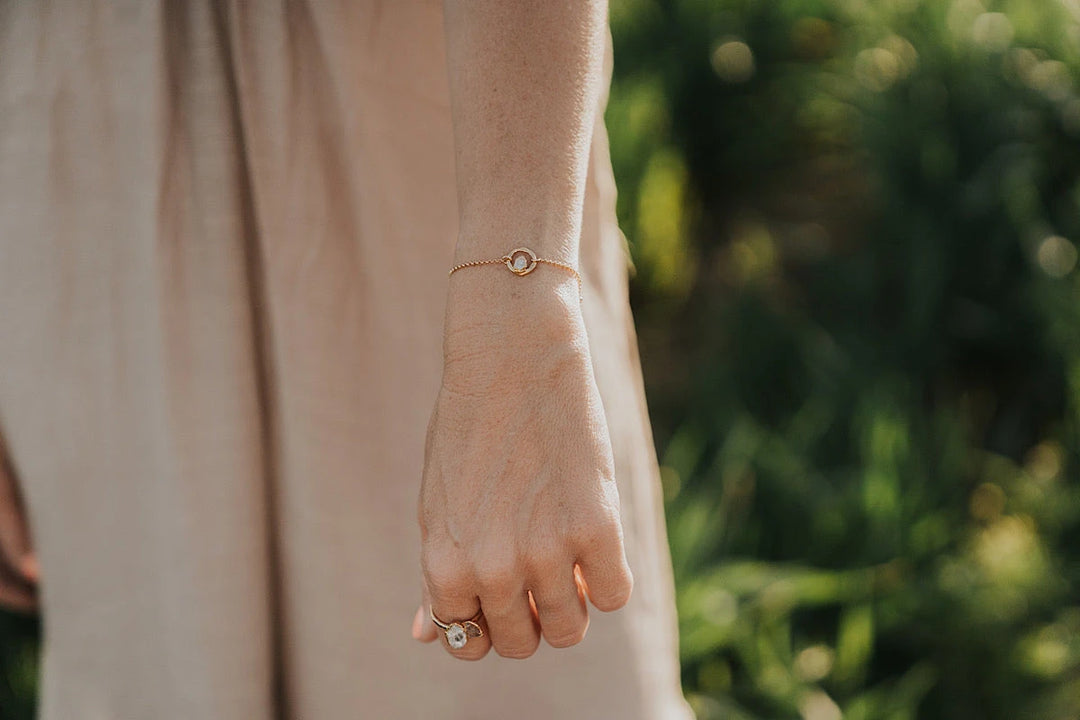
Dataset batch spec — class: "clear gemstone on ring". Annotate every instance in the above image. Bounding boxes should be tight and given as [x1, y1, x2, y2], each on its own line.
[445, 623, 468, 649]
[512, 254, 528, 271]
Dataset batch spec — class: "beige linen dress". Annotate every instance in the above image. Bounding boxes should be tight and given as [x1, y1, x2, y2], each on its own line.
[0, 2, 691, 718]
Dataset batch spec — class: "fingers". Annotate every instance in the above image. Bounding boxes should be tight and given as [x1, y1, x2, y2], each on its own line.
[482, 584, 541, 659]
[423, 555, 491, 661]
[420, 519, 633, 662]
[531, 564, 589, 649]
[0, 586, 35, 613]
[575, 522, 634, 613]
[421, 552, 630, 660]
[429, 599, 490, 661]
[20, 553, 38, 584]
[0, 560, 36, 613]
[0, 445, 33, 574]
[0, 439, 37, 612]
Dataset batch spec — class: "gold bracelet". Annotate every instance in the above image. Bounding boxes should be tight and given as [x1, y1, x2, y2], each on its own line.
[448, 247, 583, 301]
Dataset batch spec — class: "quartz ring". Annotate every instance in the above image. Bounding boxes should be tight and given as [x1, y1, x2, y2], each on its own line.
[430, 608, 485, 649]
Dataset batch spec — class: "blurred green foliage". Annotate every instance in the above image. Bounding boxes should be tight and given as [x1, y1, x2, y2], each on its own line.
[3, 1, 1080, 718]
[607, 0, 1080, 717]
[0, 613, 37, 720]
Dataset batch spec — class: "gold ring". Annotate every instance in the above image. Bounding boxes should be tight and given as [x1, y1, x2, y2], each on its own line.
[430, 608, 484, 649]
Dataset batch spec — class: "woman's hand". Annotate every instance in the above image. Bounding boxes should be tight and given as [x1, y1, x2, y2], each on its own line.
[0, 440, 38, 613]
[412, 273, 633, 660]
[429, 0, 619, 660]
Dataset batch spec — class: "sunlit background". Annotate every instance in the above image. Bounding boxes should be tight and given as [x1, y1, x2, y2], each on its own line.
[4, 0, 1080, 718]
[610, 0, 1080, 717]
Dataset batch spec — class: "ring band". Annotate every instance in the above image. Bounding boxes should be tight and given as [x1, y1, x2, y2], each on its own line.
[430, 608, 485, 649]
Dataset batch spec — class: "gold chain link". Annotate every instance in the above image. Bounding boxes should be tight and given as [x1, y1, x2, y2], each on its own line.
[448, 258, 508, 273]
[448, 249, 583, 301]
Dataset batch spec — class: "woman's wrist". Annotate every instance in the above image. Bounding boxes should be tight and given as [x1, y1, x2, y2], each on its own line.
[445, 255, 582, 328]
[451, 223, 579, 268]
[442, 268, 589, 390]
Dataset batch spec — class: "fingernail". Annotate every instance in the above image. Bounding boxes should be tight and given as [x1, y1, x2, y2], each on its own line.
[20, 555, 38, 583]
[411, 606, 424, 640]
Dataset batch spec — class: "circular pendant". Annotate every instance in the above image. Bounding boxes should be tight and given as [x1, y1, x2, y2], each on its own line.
[505, 247, 538, 275]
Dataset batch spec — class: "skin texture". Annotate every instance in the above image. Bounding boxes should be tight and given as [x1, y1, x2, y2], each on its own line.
[414, 0, 634, 660]
[0, 436, 38, 613]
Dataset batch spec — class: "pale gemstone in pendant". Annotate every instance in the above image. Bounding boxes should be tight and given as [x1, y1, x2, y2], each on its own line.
[446, 623, 468, 649]
[512, 254, 528, 271]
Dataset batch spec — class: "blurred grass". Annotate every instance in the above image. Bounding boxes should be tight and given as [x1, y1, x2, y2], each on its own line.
[3, 1, 1080, 718]
[0, 613, 37, 720]
[607, 0, 1080, 717]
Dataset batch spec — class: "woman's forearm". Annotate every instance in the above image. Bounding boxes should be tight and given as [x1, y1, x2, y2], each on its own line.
[419, 0, 632, 661]
[442, 0, 609, 270]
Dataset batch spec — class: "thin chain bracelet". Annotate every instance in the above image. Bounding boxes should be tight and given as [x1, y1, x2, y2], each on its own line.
[448, 247, 583, 302]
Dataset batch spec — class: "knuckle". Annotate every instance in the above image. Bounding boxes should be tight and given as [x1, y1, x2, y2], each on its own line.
[421, 543, 454, 573]
[474, 555, 520, 595]
[572, 513, 623, 551]
[525, 545, 567, 579]
[424, 561, 468, 598]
